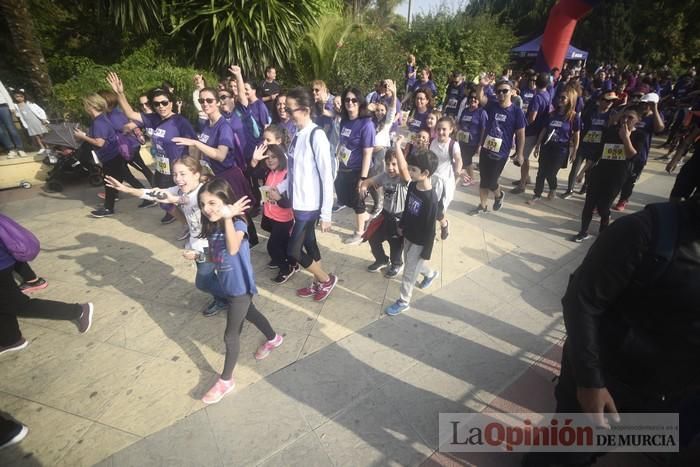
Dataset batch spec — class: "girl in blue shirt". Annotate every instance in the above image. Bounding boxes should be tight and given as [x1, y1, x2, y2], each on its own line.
[198, 178, 282, 404]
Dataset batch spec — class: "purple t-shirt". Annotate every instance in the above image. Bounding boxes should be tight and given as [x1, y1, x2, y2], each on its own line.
[281, 119, 297, 142]
[106, 109, 139, 152]
[634, 114, 659, 162]
[209, 219, 257, 297]
[520, 88, 536, 112]
[198, 117, 237, 174]
[457, 107, 488, 148]
[222, 110, 249, 167]
[338, 117, 376, 170]
[482, 101, 526, 160]
[412, 80, 438, 97]
[407, 110, 430, 133]
[525, 90, 551, 137]
[248, 100, 271, 137]
[142, 113, 196, 174]
[544, 111, 581, 145]
[405, 64, 416, 88]
[89, 114, 120, 163]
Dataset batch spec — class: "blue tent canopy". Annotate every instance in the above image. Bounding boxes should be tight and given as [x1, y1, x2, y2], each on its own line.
[511, 35, 588, 61]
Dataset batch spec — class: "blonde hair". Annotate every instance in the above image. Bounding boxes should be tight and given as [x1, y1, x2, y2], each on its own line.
[311, 80, 327, 93]
[83, 93, 108, 113]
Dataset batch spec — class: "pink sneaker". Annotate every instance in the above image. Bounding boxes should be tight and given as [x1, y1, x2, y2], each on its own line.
[202, 377, 235, 404]
[313, 274, 338, 302]
[297, 281, 320, 298]
[255, 334, 284, 360]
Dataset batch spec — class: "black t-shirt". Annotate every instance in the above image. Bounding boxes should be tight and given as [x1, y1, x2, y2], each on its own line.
[592, 125, 646, 176]
[259, 80, 282, 115]
[399, 182, 443, 260]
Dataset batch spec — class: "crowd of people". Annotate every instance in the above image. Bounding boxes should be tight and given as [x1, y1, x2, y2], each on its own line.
[1, 57, 699, 437]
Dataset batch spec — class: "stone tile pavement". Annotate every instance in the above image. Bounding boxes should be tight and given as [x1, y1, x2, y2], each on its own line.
[0, 147, 676, 466]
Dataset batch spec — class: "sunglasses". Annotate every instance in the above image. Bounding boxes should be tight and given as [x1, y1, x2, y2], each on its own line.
[152, 100, 170, 108]
[198, 98, 216, 105]
[218, 94, 231, 100]
[495, 89, 510, 95]
[345, 97, 359, 104]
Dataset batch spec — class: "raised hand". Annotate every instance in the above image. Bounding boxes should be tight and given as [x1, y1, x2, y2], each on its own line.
[106, 72, 124, 94]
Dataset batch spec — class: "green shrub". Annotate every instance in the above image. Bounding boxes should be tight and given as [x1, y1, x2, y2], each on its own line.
[51, 42, 217, 123]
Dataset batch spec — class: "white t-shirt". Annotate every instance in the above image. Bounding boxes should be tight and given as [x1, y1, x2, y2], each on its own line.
[142, 183, 207, 251]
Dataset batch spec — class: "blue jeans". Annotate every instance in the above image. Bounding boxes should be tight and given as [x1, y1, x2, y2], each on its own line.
[0, 105, 23, 151]
[195, 262, 228, 307]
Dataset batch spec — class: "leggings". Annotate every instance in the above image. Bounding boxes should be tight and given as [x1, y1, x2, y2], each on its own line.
[534, 145, 566, 197]
[103, 157, 142, 211]
[127, 149, 154, 188]
[266, 218, 295, 274]
[222, 294, 275, 380]
[13, 262, 36, 283]
[579, 167, 628, 234]
[287, 214, 322, 269]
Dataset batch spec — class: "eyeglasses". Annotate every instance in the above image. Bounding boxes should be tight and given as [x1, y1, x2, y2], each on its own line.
[495, 89, 510, 95]
[285, 106, 304, 114]
[345, 97, 359, 104]
[218, 95, 231, 101]
[198, 98, 216, 104]
[152, 100, 170, 107]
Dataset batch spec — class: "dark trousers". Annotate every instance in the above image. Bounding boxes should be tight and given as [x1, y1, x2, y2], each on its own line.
[103, 157, 142, 211]
[671, 147, 700, 200]
[619, 159, 646, 202]
[127, 150, 153, 188]
[534, 145, 566, 197]
[566, 150, 587, 193]
[368, 217, 403, 266]
[287, 215, 321, 269]
[13, 262, 36, 283]
[0, 265, 82, 346]
[221, 294, 275, 380]
[267, 218, 295, 274]
[579, 168, 627, 234]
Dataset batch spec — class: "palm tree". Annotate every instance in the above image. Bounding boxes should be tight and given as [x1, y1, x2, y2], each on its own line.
[104, 0, 327, 77]
[297, 15, 360, 84]
[0, 0, 53, 98]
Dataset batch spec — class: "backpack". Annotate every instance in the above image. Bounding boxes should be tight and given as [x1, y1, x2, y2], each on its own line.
[308, 126, 332, 209]
[0, 214, 40, 262]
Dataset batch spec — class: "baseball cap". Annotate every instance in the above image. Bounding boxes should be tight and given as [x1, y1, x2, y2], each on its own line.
[640, 92, 659, 104]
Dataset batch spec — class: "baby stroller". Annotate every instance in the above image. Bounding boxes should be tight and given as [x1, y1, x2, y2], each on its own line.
[42, 122, 102, 192]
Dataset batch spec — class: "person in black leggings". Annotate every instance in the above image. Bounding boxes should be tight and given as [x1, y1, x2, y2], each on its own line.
[12, 262, 47, 292]
[570, 108, 647, 242]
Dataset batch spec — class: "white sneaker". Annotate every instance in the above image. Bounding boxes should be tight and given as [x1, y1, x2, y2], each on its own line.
[344, 233, 363, 245]
[7, 150, 18, 158]
[18, 150, 28, 158]
[37, 148, 46, 154]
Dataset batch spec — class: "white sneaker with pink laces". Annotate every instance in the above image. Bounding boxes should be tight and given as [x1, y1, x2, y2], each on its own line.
[202, 377, 235, 404]
[255, 334, 284, 360]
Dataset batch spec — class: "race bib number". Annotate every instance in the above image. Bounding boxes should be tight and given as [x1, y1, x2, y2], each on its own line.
[446, 98, 458, 109]
[457, 130, 470, 144]
[155, 155, 171, 174]
[408, 118, 422, 130]
[583, 130, 602, 144]
[601, 143, 625, 161]
[337, 145, 351, 166]
[483, 135, 503, 153]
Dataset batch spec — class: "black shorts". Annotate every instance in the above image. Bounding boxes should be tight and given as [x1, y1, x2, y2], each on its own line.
[459, 142, 478, 166]
[478, 152, 508, 191]
[334, 169, 366, 214]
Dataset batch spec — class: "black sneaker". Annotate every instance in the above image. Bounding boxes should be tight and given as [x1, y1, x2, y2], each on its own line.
[571, 232, 591, 243]
[384, 263, 403, 278]
[77, 303, 94, 334]
[577, 185, 587, 195]
[332, 204, 346, 213]
[91, 208, 114, 218]
[273, 264, 300, 284]
[469, 205, 488, 216]
[511, 179, 521, 185]
[560, 190, 573, 199]
[202, 299, 227, 317]
[0, 420, 28, 450]
[440, 221, 449, 240]
[161, 213, 175, 224]
[267, 260, 280, 269]
[367, 260, 389, 273]
[138, 199, 157, 208]
[493, 191, 505, 211]
[510, 185, 525, 194]
[0, 338, 28, 356]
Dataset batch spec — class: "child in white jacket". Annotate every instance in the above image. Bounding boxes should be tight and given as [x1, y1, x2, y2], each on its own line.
[12, 89, 49, 154]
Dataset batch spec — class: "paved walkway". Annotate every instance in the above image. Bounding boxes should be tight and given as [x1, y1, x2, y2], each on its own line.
[0, 147, 675, 466]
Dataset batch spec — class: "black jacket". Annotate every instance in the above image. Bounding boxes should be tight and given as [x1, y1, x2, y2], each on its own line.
[562, 196, 700, 395]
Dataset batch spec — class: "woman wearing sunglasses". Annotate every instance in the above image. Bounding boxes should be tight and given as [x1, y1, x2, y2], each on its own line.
[455, 89, 488, 187]
[172, 87, 258, 246]
[337, 87, 376, 245]
[106, 72, 196, 225]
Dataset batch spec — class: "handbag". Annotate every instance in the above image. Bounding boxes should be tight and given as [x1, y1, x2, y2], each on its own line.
[0, 214, 40, 262]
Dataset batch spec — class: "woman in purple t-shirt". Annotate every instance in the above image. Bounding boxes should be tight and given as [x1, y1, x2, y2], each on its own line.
[106, 72, 196, 225]
[74, 93, 139, 218]
[172, 87, 258, 247]
[336, 87, 376, 245]
[528, 87, 581, 204]
[407, 89, 434, 136]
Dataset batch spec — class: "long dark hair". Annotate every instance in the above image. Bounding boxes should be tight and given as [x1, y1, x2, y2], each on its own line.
[198, 178, 245, 238]
[340, 86, 371, 120]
